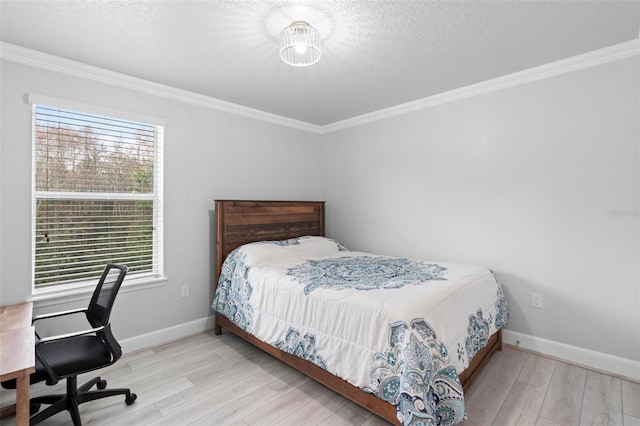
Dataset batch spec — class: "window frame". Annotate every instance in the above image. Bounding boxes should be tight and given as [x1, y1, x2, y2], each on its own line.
[28, 94, 165, 299]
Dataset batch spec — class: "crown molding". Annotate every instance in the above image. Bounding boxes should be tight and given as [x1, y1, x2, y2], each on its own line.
[2, 39, 638, 135]
[321, 38, 640, 134]
[0, 42, 324, 134]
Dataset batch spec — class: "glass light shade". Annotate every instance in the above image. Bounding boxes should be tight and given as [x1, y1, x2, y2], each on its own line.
[279, 21, 321, 67]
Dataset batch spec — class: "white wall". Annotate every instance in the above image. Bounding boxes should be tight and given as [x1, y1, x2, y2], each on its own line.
[321, 57, 640, 373]
[0, 59, 323, 342]
[1, 46, 638, 379]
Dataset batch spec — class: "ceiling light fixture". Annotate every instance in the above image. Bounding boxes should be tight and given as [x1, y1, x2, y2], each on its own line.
[279, 21, 321, 67]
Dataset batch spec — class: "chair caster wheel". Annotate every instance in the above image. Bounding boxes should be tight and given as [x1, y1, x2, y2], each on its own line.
[30, 402, 41, 414]
[97, 379, 107, 389]
[125, 393, 137, 405]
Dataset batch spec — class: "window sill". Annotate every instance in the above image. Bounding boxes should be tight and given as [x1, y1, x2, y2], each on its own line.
[31, 276, 168, 308]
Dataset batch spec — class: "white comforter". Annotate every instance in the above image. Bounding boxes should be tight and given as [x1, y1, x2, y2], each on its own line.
[213, 236, 508, 425]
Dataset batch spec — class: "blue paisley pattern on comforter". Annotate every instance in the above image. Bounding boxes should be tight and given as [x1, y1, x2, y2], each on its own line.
[213, 249, 255, 331]
[366, 319, 465, 425]
[287, 256, 447, 294]
[275, 327, 328, 370]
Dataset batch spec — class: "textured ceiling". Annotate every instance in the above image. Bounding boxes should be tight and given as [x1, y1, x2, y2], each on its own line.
[1, 1, 639, 126]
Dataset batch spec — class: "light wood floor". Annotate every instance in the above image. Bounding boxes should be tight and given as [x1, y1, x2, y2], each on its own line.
[1, 331, 639, 425]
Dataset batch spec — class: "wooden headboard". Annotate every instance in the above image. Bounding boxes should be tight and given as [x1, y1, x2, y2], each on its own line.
[214, 200, 325, 280]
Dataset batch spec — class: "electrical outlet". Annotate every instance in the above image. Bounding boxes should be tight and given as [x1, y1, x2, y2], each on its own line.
[181, 285, 189, 298]
[531, 292, 542, 308]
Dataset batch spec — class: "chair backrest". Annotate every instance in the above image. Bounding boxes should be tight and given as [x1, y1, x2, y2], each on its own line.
[86, 264, 128, 329]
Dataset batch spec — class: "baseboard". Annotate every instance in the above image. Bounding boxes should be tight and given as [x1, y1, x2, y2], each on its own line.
[119, 315, 216, 354]
[503, 330, 640, 382]
[118, 319, 639, 382]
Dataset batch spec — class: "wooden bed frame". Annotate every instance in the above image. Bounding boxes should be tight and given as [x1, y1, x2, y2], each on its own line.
[213, 200, 502, 425]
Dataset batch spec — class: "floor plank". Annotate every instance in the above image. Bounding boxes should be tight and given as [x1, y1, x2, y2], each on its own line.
[537, 362, 587, 426]
[316, 401, 371, 426]
[579, 370, 622, 426]
[462, 346, 529, 425]
[1, 332, 637, 426]
[492, 380, 547, 425]
[491, 353, 557, 425]
[622, 379, 640, 419]
[273, 387, 349, 425]
[243, 378, 330, 425]
[624, 414, 640, 426]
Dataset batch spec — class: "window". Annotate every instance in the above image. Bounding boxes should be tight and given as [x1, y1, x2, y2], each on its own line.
[31, 96, 164, 292]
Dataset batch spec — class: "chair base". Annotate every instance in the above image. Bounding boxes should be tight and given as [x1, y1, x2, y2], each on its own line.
[30, 375, 136, 426]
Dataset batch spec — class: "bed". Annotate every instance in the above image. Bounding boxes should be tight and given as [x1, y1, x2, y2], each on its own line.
[212, 200, 507, 425]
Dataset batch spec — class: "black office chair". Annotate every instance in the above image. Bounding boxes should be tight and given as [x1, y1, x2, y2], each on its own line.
[2, 264, 137, 425]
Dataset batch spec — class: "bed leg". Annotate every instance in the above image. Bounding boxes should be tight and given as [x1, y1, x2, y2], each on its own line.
[213, 315, 222, 336]
[497, 330, 503, 351]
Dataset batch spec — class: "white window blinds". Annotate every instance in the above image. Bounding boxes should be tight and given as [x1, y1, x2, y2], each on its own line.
[32, 103, 164, 289]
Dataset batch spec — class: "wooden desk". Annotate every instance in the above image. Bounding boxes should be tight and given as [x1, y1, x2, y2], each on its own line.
[0, 302, 35, 426]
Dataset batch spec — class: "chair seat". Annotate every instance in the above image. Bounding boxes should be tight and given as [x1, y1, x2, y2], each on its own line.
[2, 335, 111, 389]
[35, 335, 112, 382]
